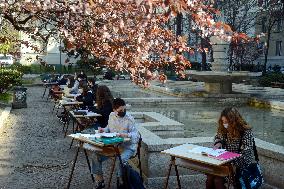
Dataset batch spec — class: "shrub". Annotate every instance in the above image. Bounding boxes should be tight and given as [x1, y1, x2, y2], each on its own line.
[258, 73, 284, 87]
[0, 68, 23, 93]
[0, 92, 13, 103]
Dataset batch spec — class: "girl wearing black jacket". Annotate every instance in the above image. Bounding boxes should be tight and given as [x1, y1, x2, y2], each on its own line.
[76, 85, 95, 111]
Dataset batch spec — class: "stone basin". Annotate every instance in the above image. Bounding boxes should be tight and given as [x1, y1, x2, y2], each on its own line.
[188, 71, 260, 94]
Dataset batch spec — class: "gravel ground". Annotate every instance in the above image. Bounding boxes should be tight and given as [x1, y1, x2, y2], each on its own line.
[0, 87, 115, 189]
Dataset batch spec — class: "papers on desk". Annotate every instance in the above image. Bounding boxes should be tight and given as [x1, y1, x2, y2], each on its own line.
[70, 94, 81, 97]
[188, 146, 241, 160]
[69, 133, 118, 139]
[86, 112, 101, 117]
[62, 97, 75, 102]
[189, 146, 226, 157]
[69, 133, 124, 145]
[100, 133, 117, 138]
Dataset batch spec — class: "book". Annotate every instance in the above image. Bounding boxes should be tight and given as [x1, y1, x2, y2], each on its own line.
[211, 151, 241, 161]
[94, 137, 124, 145]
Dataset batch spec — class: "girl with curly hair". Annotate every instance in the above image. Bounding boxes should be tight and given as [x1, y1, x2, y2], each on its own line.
[206, 107, 255, 189]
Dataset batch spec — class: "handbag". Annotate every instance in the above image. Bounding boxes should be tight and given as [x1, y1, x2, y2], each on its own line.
[236, 136, 264, 189]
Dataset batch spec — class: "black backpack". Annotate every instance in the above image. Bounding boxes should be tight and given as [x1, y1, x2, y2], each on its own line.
[118, 163, 145, 189]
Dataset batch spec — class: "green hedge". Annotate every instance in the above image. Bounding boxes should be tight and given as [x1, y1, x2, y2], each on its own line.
[0, 68, 23, 93]
[0, 92, 12, 103]
[258, 73, 284, 87]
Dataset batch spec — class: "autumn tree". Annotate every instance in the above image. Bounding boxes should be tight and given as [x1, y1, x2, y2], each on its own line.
[214, 0, 262, 70]
[0, 0, 233, 83]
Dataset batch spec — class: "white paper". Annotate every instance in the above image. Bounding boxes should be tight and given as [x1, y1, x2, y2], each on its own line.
[100, 133, 117, 138]
[77, 110, 88, 113]
[189, 146, 226, 157]
[86, 112, 100, 116]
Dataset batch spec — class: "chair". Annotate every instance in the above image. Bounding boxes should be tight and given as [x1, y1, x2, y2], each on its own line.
[107, 133, 143, 189]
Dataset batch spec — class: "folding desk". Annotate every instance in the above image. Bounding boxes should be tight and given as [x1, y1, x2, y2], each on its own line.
[161, 143, 237, 189]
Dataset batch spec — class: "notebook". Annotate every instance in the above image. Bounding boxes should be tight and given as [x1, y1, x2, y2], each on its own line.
[210, 151, 241, 161]
[94, 137, 124, 145]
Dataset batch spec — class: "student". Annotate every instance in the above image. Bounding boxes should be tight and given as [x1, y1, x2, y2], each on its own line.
[206, 107, 254, 189]
[91, 98, 139, 189]
[76, 85, 94, 110]
[67, 76, 75, 88]
[93, 85, 113, 128]
[70, 76, 82, 94]
[57, 75, 68, 85]
[87, 78, 98, 101]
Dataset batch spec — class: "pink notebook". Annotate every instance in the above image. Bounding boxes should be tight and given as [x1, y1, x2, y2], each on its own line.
[210, 151, 241, 161]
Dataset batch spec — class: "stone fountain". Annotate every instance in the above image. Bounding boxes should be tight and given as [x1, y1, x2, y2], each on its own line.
[188, 36, 255, 94]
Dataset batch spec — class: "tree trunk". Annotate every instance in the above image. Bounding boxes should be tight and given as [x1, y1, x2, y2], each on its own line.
[263, 31, 271, 75]
[228, 42, 234, 70]
[176, 13, 182, 36]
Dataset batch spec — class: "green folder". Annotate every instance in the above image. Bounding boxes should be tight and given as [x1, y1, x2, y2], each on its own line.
[94, 137, 124, 145]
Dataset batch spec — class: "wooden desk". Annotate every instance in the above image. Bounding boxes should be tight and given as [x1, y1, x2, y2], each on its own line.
[161, 144, 236, 189]
[69, 110, 101, 118]
[67, 111, 102, 145]
[67, 134, 129, 189]
[61, 101, 83, 106]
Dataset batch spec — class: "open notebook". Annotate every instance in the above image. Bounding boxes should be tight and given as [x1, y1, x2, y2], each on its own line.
[188, 146, 240, 161]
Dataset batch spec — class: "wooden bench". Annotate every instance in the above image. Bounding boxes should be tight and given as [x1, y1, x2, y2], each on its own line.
[271, 82, 284, 89]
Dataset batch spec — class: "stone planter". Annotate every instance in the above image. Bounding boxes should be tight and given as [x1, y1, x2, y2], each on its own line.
[12, 86, 27, 109]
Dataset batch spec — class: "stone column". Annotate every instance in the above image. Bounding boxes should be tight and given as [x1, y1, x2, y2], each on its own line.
[210, 36, 229, 72]
[204, 81, 232, 94]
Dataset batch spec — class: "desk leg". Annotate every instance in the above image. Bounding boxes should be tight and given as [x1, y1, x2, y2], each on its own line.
[67, 146, 80, 189]
[164, 156, 181, 189]
[64, 121, 69, 137]
[72, 119, 75, 133]
[64, 110, 70, 137]
[164, 156, 173, 189]
[69, 123, 79, 149]
[173, 157, 181, 189]
[42, 85, 47, 98]
[84, 149, 94, 182]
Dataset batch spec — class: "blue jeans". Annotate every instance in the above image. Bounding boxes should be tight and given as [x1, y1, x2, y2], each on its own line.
[91, 148, 135, 177]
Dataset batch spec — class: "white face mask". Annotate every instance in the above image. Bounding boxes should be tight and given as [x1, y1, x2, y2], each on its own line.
[223, 123, 229, 129]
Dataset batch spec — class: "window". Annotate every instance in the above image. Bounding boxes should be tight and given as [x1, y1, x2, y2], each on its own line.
[276, 41, 283, 56]
[275, 19, 283, 32]
[262, 17, 267, 33]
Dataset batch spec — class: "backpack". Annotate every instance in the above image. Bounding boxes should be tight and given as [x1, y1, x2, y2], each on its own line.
[118, 164, 145, 189]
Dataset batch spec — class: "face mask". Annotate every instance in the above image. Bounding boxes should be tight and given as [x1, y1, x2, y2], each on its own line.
[223, 123, 229, 129]
[117, 110, 126, 117]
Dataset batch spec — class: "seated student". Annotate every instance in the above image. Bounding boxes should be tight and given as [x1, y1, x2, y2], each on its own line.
[75, 85, 95, 110]
[90, 98, 139, 189]
[93, 85, 113, 128]
[67, 76, 75, 88]
[57, 75, 68, 85]
[70, 76, 83, 94]
[87, 78, 98, 101]
[206, 107, 254, 189]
